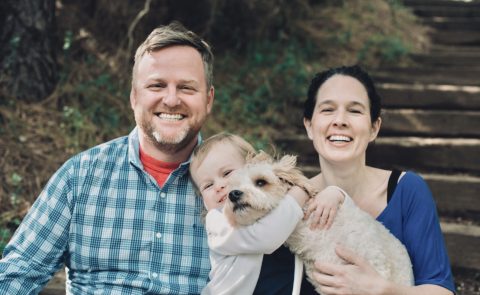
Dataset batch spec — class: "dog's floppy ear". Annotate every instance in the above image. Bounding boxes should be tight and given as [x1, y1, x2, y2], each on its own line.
[273, 155, 317, 197]
[273, 154, 302, 185]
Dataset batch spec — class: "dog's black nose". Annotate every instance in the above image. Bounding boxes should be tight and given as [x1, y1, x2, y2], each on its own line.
[229, 190, 243, 202]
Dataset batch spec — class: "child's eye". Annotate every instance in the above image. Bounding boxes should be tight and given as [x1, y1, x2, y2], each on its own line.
[223, 169, 233, 177]
[201, 183, 213, 191]
[255, 179, 267, 187]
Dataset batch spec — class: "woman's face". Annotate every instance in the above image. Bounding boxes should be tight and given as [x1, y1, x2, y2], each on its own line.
[304, 75, 381, 165]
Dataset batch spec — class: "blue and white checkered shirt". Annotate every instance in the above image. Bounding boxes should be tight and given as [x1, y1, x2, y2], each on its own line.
[0, 128, 210, 294]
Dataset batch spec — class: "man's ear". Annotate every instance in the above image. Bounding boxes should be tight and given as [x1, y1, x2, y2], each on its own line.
[206, 86, 214, 114]
[304, 118, 313, 140]
[130, 88, 136, 110]
[369, 117, 382, 142]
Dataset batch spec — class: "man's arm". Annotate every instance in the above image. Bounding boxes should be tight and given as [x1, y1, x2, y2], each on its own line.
[0, 161, 73, 294]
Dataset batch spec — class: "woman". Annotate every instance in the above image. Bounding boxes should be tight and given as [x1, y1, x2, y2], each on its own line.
[303, 65, 455, 294]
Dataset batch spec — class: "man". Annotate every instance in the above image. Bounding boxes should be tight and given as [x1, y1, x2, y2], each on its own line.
[0, 22, 214, 294]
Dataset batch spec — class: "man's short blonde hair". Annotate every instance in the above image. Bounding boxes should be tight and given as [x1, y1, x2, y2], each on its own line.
[132, 22, 214, 88]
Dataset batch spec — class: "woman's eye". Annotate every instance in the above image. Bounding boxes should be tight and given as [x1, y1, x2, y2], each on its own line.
[255, 179, 267, 187]
[349, 109, 362, 114]
[320, 108, 334, 113]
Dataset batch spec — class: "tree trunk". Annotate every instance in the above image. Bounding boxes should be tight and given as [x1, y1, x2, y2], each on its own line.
[0, 0, 58, 102]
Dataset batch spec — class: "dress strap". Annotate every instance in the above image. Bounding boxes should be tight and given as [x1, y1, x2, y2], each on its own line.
[387, 169, 401, 203]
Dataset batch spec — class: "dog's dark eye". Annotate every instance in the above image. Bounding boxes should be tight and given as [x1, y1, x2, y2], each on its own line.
[255, 179, 267, 187]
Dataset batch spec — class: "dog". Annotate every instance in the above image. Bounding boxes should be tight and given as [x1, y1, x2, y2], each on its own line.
[224, 151, 414, 294]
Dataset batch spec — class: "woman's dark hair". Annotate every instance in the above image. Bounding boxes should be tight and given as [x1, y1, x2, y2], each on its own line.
[303, 65, 382, 123]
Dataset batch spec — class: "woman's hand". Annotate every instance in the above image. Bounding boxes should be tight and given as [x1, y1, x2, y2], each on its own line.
[312, 245, 387, 295]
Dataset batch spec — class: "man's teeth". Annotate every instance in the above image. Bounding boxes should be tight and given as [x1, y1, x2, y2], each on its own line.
[158, 113, 184, 121]
[329, 135, 352, 142]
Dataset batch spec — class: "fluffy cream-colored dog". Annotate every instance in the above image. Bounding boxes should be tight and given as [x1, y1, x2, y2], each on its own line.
[224, 152, 414, 294]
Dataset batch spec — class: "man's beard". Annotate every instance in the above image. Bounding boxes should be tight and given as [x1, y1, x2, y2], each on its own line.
[140, 117, 198, 154]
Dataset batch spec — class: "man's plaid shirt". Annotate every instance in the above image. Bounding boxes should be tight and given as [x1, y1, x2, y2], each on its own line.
[0, 128, 211, 294]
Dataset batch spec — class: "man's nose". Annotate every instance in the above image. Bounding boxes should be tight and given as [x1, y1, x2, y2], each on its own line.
[162, 86, 181, 107]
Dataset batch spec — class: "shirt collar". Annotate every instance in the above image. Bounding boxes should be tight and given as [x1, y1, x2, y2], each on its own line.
[128, 127, 203, 176]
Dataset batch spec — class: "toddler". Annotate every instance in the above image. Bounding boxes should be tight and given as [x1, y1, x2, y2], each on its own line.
[189, 133, 345, 295]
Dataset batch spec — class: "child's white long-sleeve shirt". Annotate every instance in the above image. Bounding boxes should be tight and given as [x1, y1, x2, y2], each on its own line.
[202, 195, 303, 295]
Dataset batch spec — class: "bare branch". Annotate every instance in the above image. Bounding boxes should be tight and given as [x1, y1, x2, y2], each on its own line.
[126, 0, 152, 56]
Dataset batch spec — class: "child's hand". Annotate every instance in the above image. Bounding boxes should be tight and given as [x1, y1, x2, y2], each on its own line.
[304, 186, 345, 230]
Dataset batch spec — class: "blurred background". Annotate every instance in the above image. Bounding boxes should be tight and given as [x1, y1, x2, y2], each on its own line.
[0, 0, 479, 294]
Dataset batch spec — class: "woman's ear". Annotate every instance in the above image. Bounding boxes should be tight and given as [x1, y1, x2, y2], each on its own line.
[304, 118, 313, 140]
[369, 117, 382, 142]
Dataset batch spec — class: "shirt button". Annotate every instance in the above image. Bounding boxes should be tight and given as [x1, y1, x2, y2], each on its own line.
[152, 272, 158, 278]
[160, 192, 166, 198]
[156, 232, 162, 238]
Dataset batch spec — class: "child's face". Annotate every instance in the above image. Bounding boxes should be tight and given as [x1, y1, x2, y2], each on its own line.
[192, 142, 245, 210]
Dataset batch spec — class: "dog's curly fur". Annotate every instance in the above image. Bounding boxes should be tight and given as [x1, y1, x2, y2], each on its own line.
[224, 152, 414, 293]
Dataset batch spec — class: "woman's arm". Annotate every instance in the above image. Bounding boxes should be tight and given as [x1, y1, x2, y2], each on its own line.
[313, 246, 453, 295]
[311, 173, 455, 295]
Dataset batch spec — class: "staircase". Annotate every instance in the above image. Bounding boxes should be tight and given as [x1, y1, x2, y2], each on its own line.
[277, 0, 480, 292]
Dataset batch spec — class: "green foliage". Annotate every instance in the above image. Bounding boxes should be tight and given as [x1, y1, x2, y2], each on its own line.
[211, 39, 318, 146]
[57, 55, 133, 152]
[357, 35, 410, 64]
[0, 228, 10, 254]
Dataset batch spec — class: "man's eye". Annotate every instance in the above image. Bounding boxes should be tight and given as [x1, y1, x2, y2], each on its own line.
[180, 85, 195, 92]
[148, 83, 165, 89]
[320, 108, 333, 113]
[255, 179, 267, 187]
[349, 109, 362, 114]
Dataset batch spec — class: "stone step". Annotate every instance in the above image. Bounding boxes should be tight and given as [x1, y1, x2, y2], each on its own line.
[380, 109, 480, 137]
[377, 83, 480, 110]
[276, 136, 480, 174]
[422, 17, 480, 31]
[373, 68, 480, 86]
[442, 223, 480, 270]
[405, 3, 480, 18]
[404, 0, 480, 7]
[410, 51, 480, 68]
[430, 29, 480, 46]
[429, 44, 480, 53]
[428, 173, 480, 218]
[367, 137, 480, 175]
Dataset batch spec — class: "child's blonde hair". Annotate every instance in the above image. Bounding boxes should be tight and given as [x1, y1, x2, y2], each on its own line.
[190, 132, 256, 180]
